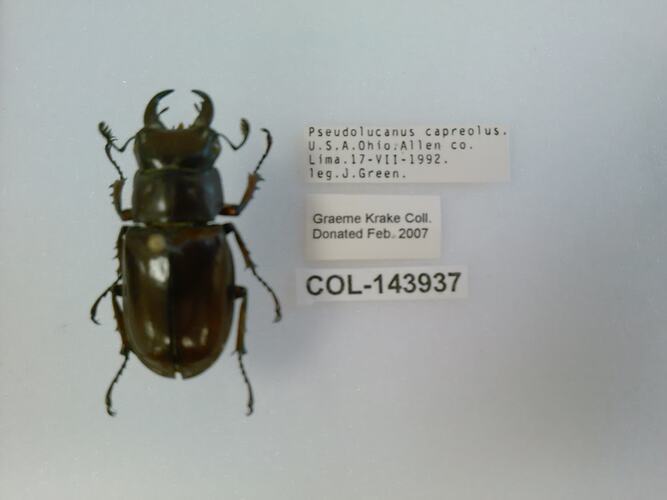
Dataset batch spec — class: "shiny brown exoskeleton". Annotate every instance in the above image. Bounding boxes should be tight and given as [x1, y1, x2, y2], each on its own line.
[91, 90, 281, 416]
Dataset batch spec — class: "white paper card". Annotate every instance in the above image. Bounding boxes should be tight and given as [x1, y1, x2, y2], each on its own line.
[306, 125, 509, 183]
[305, 194, 441, 261]
[297, 266, 468, 304]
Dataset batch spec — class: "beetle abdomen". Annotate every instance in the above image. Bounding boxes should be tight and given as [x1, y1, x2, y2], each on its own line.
[121, 225, 235, 378]
[131, 168, 224, 224]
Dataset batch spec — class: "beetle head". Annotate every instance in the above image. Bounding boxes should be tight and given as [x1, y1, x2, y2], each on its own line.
[134, 90, 221, 170]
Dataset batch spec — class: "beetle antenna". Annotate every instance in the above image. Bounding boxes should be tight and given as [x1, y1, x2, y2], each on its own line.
[217, 118, 250, 151]
[104, 144, 126, 180]
[98, 122, 136, 181]
[253, 128, 272, 173]
[236, 351, 254, 416]
[105, 349, 130, 416]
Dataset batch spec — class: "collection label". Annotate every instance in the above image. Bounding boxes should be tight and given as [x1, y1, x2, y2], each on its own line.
[297, 266, 468, 304]
[306, 125, 509, 183]
[305, 194, 441, 261]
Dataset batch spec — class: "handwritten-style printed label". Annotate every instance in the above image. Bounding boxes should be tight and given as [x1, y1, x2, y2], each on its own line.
[305, 194, 440, 261]
[305, 125, 509, 183]
[297, 266, 468, 304]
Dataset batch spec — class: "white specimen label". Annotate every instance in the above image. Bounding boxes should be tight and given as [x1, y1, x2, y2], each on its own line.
[297, 266, 468, 304]
[306, 125, 509, 183]
[305, 194, 441, 261]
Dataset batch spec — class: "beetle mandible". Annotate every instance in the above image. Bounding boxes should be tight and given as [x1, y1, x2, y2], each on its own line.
[91, 89, 281, 416]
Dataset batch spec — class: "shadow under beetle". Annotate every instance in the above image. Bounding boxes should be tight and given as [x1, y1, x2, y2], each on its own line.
[91, 89, 281, 416]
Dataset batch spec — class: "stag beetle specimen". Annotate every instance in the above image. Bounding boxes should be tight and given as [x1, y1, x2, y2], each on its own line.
[91, 90, 281, 416]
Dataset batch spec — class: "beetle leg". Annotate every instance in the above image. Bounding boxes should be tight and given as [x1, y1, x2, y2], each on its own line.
[223, 223, 281, 322]
[105, 347, 130, 417]
[220, 128, 272, 216]
[90, 278, 121, 325]
[220, 173, 262, 216]
[233, 286, 254, 415]
[105, 285, 131, 416]
[91, 227, 129, 324]
[110, 178, 133, 221]
[110, 285, 130, 348]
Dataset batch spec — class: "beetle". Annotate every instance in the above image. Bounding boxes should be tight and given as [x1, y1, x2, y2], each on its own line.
[90, 89, 281, 416]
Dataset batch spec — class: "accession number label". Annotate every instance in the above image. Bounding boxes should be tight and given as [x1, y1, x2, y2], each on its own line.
[297, 266, 468, 303]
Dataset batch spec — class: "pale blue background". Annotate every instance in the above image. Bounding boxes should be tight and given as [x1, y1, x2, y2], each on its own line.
[1, 1, 666, 499]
